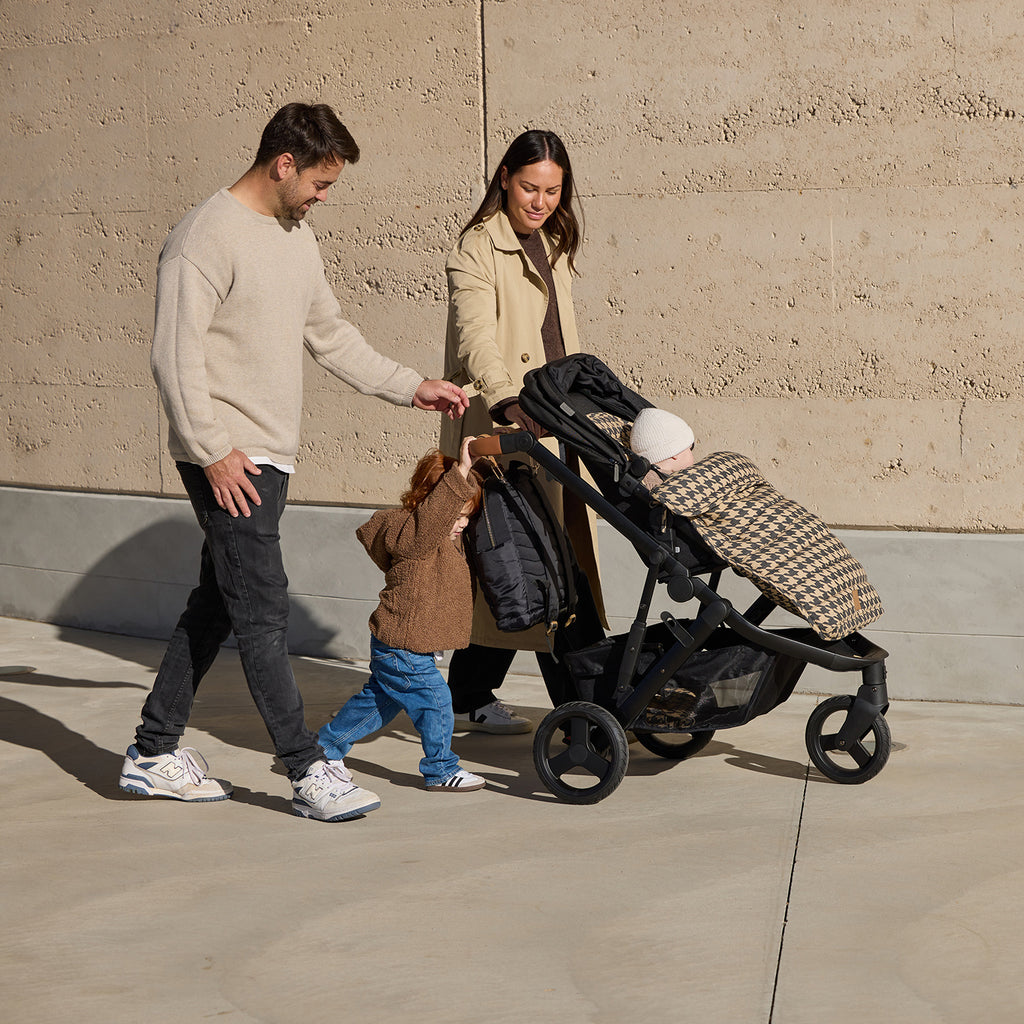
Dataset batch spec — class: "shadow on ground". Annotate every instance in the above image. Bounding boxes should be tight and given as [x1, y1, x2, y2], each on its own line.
[1, 625, 828, 812]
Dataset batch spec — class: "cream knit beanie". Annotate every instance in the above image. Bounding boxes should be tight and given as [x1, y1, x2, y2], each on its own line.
[630, 408, 695, 464]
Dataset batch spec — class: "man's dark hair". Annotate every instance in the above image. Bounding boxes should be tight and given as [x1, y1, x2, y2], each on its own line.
[253, 103, 360, 172]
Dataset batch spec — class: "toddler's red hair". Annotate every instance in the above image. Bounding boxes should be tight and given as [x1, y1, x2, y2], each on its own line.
[400, 448, 482, 514]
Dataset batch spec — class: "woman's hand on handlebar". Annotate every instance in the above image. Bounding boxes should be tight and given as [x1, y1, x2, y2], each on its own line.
[504, 402, 547, 438]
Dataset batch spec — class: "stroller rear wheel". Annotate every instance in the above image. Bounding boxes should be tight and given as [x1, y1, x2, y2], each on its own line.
[533, 701, 629, 804]
[805, 694, 891, 784]
[634, 729, 716, 761]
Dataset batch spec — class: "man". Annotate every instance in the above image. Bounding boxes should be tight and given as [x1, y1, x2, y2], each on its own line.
[118, 103, 469, 822]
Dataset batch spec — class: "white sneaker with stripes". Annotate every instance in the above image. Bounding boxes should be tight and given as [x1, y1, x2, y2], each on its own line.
[453, 700, 532, 734]
[426, 768, 486, 792]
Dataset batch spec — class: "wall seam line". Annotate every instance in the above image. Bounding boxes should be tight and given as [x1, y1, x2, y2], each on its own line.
[479, 0, 488, 181]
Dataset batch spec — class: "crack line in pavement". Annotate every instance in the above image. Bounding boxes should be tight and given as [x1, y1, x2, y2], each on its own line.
[768, 763, 810, 1023]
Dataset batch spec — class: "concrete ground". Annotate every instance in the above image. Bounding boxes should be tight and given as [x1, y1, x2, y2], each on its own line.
[1, 614, 1022, 1024]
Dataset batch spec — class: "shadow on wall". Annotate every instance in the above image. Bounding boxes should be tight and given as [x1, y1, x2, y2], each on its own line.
[52, 518, 339, 671]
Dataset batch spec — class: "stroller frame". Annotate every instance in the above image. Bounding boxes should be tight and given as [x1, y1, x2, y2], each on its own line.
[474, 356, 891, 804]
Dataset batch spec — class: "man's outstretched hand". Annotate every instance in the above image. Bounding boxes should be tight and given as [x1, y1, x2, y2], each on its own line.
[413, 379, 470, 419]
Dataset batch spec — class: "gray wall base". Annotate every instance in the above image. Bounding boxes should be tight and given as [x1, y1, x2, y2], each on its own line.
[2, 486, 1021, 705]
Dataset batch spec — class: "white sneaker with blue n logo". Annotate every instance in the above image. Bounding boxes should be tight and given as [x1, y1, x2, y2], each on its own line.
[119, 745, 233, 802]
[292, 759, 381, 822]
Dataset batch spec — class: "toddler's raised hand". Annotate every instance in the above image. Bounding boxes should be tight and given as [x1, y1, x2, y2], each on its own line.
[458, 436, 477, 478]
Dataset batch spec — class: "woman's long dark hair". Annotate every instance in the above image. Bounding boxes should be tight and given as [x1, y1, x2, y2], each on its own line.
[463, 129, 582, 274]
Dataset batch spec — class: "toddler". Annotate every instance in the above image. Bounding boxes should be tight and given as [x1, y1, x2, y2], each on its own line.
[318, 437, 487, 791]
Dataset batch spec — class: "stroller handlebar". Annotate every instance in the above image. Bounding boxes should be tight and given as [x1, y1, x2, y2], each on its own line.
[467, 431, 536, 458]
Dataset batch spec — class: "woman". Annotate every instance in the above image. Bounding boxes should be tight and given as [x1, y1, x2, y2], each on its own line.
[440, 129, 605, 734]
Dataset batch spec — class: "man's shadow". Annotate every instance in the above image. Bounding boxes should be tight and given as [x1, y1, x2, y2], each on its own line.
[0, 648, 549, 805]
[0, 667, 294, 812]
[0, 517, 358, 812]
[0, 667, 146, 800]
[18, 519, 538, 798]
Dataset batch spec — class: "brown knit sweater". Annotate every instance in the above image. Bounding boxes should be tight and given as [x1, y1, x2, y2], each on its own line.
[357, 465, 478, 654]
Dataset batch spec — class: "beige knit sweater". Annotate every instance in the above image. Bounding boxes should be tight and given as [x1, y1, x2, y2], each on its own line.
[357, 465, 478, 654]
[151, 188, 423, 467]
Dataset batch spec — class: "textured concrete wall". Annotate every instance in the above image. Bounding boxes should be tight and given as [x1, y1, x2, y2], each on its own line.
[2, 2, 1024, 530]
[1, 0, 482, 503]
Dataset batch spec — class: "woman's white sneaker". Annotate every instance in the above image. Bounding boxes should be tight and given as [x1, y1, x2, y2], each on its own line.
[118, 745, 233, 802]
[453, 700, 532, 734]
[292, 759, 380, 821]
[426, 769, 486, 792]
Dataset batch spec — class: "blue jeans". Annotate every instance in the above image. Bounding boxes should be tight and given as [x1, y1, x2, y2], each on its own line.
[134, 462, 324, 781]
[318, 637, 460, 786]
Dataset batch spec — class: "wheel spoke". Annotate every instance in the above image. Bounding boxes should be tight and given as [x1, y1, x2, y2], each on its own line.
[848, 740, 872, 768]
[819, 731, 841, 753]
[583, 750, 610, 776]
[547, 749, 575, 777]
[568, 717, 589, 746]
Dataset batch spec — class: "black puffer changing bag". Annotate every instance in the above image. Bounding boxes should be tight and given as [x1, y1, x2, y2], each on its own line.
[467, 460, 577, 633]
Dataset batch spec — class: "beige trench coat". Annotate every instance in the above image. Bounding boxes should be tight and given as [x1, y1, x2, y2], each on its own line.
[440, 211, 606, 651]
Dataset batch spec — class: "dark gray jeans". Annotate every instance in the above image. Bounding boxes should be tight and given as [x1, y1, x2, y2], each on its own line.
[134, 462, 324, 780]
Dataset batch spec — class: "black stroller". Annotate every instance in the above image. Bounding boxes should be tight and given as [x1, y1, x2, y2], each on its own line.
[471, 354, 891, 804]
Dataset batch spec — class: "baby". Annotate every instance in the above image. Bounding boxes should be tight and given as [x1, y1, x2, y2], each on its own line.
[629, 407, 697, 483]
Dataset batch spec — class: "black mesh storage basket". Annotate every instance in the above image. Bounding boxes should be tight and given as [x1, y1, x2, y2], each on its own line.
[565, 621, 806, 731]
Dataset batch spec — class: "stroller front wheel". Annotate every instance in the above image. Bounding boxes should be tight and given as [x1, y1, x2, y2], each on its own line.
[805, 694, 891, 784]
[533, 701, 629, 804]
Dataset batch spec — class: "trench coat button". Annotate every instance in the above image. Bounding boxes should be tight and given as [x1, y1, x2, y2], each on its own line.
[472, 378, 485, 391]
[521, 353, 531, 363]
[473, 224, 484, 231]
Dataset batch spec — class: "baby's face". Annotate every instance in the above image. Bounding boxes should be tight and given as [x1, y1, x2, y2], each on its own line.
[655, 447, 696, 474]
